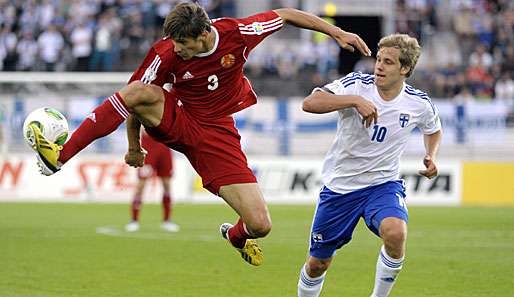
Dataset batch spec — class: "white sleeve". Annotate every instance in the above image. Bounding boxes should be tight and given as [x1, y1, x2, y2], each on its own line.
[418, 102, 442, 134]
[312, 72, 360, 95]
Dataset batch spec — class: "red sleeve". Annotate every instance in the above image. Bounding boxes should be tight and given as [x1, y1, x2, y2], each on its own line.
[128, 47, 170, 86]
[236, 10, 284, 51]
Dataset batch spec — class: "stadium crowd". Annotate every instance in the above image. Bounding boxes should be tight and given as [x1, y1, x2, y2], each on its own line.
[0, 0, 236, 72]
[0, 0, 512, 101]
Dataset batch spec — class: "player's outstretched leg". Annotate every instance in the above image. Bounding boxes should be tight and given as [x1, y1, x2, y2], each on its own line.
[30, 81, 165, 176]
[28, 92, 130, 175]
[220, 221, 263, 266]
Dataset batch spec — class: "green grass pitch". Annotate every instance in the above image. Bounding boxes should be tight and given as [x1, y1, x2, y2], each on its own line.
[1, 203, 513, 297]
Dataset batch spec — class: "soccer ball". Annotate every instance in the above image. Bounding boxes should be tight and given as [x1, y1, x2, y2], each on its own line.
[23, 107, 69, 147]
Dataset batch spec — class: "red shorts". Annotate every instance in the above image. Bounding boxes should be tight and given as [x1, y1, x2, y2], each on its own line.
[145, 90, 256, 194]
[137, 133, 173, 179]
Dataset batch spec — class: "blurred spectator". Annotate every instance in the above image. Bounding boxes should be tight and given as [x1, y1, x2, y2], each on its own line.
[121, 11, 145, 67]
[37, 24, 64, 71]
[453, 87, 475, 104]
[70, 19, 93, 71]
[469, 43, 493, 70]
[314, 38, 339, 83]
[16, 30, 38, 71]
[466, 63, 493, 99]
[37, 0, 56, 29]
[502, 45, 514, 75]
[0, 25, 17, 71]
[495, 73, 514, 102]
[90, 14, 114, 71]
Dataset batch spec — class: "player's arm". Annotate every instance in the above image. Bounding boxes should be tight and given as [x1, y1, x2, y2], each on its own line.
[124, 45, 169, 167]
[124, 115, 147, 168]
[274, 8, 371, 56]
[419, 130, 442, 179]
[303, 89, 378, 127]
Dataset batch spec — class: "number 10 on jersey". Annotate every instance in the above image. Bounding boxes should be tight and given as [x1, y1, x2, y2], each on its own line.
[371, 125, 387, 142]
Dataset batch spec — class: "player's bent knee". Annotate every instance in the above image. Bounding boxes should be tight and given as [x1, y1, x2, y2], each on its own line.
[122, 81, 162, 108]
[380, 218, 407, 242]
[247, 218, 272, 238]
[382, 227, 406, 245]
[306, 257, 331, 277]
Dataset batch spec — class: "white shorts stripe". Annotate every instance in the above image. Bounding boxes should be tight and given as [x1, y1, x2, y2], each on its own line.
[108, 94, 129, 119]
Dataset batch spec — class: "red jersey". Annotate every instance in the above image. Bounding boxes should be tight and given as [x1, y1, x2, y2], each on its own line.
[129, 10, 283, 120]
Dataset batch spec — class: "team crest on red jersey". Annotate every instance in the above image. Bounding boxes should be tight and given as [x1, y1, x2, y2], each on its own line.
[221, 54, 236, 68]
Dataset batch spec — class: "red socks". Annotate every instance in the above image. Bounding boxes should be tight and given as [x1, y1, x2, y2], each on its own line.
[162, 192, 172, 221]
[131, 195, 142, 221]
[59, 92, 129, 164]
[227, 218, 255, 249]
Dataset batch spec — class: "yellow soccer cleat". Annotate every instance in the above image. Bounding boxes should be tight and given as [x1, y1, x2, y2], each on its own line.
[220, 223, 264, 266]
[26, 123, 62, 176]
[239, 239, 263, 266]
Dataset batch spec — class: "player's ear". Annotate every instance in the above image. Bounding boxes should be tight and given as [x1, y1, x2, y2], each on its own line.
[199, 31, 209, 40]
[400, 65, 410, 76]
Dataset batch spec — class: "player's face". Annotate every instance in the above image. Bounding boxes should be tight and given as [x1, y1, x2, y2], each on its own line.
[172, 33, 209, 60]
[374, 47, 409, 88]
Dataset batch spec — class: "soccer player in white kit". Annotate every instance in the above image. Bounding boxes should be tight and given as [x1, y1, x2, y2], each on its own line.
[297, 34, 442, 297]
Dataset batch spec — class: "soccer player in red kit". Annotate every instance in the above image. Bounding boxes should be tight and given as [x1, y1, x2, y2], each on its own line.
[27, 3, 371, 266]
[125, 132, 179, 233]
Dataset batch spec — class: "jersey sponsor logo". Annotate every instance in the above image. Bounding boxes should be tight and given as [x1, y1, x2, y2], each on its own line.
[182, 71, 194, 80]
[399, 113, 410, 128]
[221, 53, 235, 68]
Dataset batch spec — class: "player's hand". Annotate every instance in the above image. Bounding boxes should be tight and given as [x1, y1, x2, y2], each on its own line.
[354, 96, 378, 128]
[124, 148, 147, 168]
[332, 29, 371, 56]
[418, 155, 438, 179]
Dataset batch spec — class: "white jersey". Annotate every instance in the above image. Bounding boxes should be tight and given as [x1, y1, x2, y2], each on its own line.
[317, 72, 441, 194]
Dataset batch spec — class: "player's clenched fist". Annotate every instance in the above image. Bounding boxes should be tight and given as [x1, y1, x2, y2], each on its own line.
[418, 155, 438, 179]
[125, 148, 147, 168]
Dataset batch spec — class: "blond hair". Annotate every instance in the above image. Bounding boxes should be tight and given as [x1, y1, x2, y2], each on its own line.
[378, 34, 421, 77]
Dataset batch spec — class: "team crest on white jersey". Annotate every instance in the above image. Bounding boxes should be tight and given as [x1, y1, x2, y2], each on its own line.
[399, 113, 410, 128]
[182, 71, 194, 80]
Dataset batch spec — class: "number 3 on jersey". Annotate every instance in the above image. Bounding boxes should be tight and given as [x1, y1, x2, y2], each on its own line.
[371, 125, 387, 142]
[207, 74, 218, 90]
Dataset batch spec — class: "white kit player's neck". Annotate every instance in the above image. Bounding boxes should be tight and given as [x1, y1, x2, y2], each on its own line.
[374, 82, 406, 105]
[195, 26, 219, 58]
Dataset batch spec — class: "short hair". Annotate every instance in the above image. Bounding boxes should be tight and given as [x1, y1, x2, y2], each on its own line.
[378, 34, 421, 77]
[163, 2, 211, 41]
